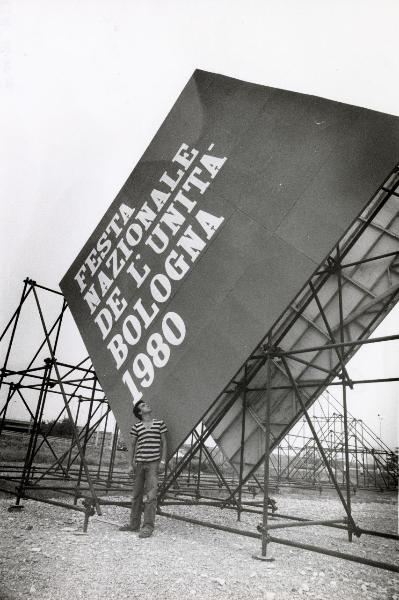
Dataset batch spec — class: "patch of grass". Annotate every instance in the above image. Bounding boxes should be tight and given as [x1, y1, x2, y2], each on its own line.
[0, 434, 130, 470]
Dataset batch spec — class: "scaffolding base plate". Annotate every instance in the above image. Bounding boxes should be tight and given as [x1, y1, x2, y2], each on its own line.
[252, 554, 275, 562]
[8, 505, 24, 512]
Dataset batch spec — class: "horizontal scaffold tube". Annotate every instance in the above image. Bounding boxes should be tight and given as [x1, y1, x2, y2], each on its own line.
[158, 510, 399, 573]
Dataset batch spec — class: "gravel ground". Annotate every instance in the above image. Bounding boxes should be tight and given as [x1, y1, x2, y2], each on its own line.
[0, 493, 398, 600]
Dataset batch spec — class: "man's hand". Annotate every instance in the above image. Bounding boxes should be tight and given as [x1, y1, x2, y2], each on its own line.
[128, 463, 135, 477]
[158, 459, 166, 474]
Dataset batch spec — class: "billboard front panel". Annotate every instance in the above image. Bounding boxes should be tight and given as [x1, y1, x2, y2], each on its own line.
[60, 70, 399, 454]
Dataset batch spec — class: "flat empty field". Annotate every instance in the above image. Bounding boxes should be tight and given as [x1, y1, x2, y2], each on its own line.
[0, 492, 398, 600]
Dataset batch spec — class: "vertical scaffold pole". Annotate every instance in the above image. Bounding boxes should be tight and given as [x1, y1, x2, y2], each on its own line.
[187, 432, 194, 486]
[237, 364, 247, 521]
[337, 245, 353, 542]
[74, 378, 96, 505]
[0, 384, 13, 438]
[107, 421, 119, 490]
[16, 358, 51, 506]
[96, 404, 109, 482]
[27, 358, 52, 476]
[281, 356, 358, 536]
[66, 397, 81, 474]
[0, 280, 29, 395]
[196, 423, 204, 500]
[31, 285, 101, 515]
[253, 336, 274, 561]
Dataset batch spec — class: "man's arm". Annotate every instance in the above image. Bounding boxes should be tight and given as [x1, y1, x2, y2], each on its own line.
[129, 437, 137, 474]
[160, 432, 167, 466]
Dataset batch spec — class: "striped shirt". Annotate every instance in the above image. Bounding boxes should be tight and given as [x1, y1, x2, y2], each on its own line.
[130, 419, 168, 462]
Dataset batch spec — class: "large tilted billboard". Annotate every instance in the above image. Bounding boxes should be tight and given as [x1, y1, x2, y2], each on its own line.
[60, 70, 399, 454]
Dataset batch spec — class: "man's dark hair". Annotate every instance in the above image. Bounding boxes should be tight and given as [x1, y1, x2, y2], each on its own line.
[133, 400, 144, 421]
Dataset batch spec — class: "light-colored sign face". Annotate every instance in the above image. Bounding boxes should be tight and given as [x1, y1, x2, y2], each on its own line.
[60, 70, 399, 455]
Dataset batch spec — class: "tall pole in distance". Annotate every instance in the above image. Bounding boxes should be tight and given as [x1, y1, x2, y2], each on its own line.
[378, 414, 382, 440]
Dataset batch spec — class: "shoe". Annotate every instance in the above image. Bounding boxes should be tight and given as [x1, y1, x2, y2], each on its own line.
[119, 524, 140, 532]
[138, 527, 153, 538]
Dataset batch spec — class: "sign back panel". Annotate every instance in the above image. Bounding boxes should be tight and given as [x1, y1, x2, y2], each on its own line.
[60, 70, 399, 455]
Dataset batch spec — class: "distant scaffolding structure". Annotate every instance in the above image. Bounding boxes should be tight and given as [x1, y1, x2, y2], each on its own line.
[271, 391, 398, 491]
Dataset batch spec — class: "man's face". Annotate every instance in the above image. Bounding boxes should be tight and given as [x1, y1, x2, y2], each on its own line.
[140, 402, 152, 421]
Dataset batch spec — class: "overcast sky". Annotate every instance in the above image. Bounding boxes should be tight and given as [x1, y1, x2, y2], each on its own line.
[0, 0, 398, 446]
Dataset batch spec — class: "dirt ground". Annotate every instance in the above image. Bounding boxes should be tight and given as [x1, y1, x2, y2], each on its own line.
[0, 492, 398, 600]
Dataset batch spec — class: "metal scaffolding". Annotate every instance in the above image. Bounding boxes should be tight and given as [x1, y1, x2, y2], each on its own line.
[1, 164, 399, 572]
[269, 390, 398, 491]
[158, 163, 399, 569]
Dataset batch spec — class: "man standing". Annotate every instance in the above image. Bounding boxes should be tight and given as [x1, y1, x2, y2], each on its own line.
[119, 400, 168, 538]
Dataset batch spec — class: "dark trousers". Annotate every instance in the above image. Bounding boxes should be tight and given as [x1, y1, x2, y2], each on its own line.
[130, 460, 159, 531]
